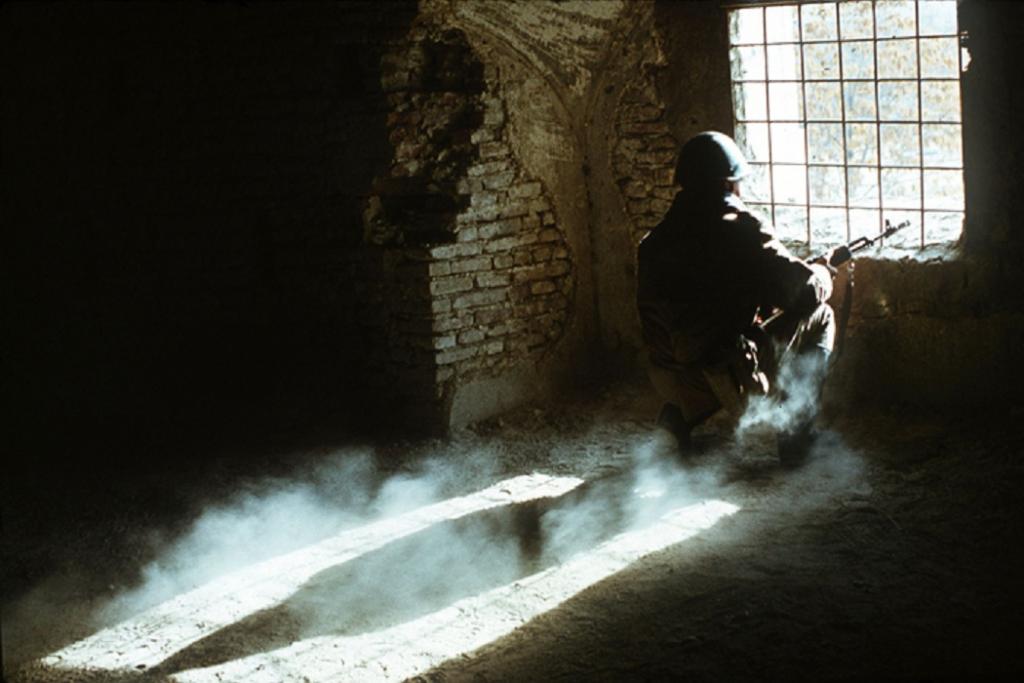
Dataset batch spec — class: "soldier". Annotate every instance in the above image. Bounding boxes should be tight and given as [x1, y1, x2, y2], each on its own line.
[636, 131, 836, 466]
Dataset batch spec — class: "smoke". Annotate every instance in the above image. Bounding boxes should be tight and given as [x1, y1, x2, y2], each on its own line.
[6, 384, 867, 680]
[728, 348, 869, 511]
[91, 443, 518, 632]
[736, 350, 829, 438]
[97, 414, 853, 644]
[93, 451, 380, 624]
[535, 438, 716, 567]
[283, 499, 526, 642]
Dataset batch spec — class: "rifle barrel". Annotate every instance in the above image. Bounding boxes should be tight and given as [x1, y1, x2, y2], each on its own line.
[821, 219, 911, 266]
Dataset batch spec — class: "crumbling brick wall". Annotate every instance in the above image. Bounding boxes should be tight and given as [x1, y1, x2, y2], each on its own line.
[429, 75, 572, 388]
[612, 46, 678, 247]
[364, 26, 484, 246]
[359, 20, 574, 424]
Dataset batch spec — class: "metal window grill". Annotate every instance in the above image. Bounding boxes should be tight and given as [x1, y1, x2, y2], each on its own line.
[726, 0, 965, 251]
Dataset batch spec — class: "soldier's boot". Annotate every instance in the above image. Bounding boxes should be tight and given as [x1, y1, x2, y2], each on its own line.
[776, 347, 830, 468]
[777, 419, 818, 468]
[656, 402, 693, 457]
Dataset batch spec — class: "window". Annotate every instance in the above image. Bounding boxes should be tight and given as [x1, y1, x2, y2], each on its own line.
[727, 0, 964, 252]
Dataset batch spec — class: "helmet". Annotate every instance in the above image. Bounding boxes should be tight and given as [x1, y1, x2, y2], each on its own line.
[674, 131, 751, 187]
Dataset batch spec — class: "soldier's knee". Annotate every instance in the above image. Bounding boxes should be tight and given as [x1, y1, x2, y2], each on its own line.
[646, 362, 720, 423]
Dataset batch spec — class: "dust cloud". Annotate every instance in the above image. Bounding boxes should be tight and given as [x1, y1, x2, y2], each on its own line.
[5, 370, 866, 680]
[737, 351, 829, 437]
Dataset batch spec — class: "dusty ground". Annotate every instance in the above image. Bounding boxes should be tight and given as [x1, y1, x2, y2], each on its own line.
[3, 380, 1024, 681]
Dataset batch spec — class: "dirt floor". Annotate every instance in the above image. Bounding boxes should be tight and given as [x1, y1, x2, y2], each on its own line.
[4, 380, 1024, 682]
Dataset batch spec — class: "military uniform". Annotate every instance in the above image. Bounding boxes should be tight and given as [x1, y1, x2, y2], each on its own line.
[637, 189, 835, 424]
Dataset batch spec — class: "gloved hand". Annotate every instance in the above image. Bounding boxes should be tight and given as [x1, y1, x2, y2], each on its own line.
[812, 245, 853, 272]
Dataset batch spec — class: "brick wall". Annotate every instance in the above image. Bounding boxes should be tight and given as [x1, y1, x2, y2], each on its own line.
[612, 54, 678, 247]
[434, 75, 572, 384]
[361, 20, 575, 422]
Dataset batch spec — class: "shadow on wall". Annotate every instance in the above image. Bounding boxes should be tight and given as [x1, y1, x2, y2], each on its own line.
[3, 1, 422, 466]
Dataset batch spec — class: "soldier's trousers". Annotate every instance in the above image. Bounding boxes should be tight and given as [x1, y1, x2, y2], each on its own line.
[648, 303, 836, 425]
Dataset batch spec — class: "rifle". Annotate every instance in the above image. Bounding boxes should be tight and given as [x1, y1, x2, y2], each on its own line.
[825, 219, 910, 356]
[761, 219, 911, 355]
[821, 219, 911, 268]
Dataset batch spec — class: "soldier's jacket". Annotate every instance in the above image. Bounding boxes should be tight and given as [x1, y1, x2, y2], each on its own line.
[637, 190, 831, 370]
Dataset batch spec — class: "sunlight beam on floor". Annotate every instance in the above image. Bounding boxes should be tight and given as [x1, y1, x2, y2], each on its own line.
[34, 473, 583, 680]
[171, 500, 740, 683]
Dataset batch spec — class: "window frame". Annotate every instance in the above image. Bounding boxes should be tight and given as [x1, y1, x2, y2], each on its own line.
[725, 0, 966, 252]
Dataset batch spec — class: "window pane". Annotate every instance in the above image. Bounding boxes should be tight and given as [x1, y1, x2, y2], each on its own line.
[919, 1, 957, 36]
[924, 211, 963, 244]
[877, 39, 918, 78]
[880, 123, 921, 166]
[846, 123, 878, 165]
[801, 3, 837, 41]
[765, 5, 799, 44]
[921, 123, 962, 167]
[878, 81, 918, 121]
[736, 122, 771, 162]
[809, 165, 846, 205]
[774, 205, 808, 242]
[881, 210, 920, 248]
[803, 42, 840, 79]
[745, 163, 773, 202]
[844, 82, 877, 120]
[841, 41, 875, 79]
[771, 123, 806, 163]
[731, 45, 766, 81]
[773, 164, 807, 204]
[848, 167, 880, 207]
[747, 202, 773, 224]
[922, 81, 961, 121]
[924, 169, 964, 210]
[920, 37, 959, 78]
[769, 81, 803, 120]
[840, 1, 875, 40]
[849, 208, 881, 241]
[881, 168, 921, 209]
[805, 81, 842, 121]
[730, 7, 764, 45]
[808, 123, 844, 163]
[767, 44, 802, 80]
[733, 81, 768, 121]
[876, 1, 916, 38]
[810, 207, 847, 245]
